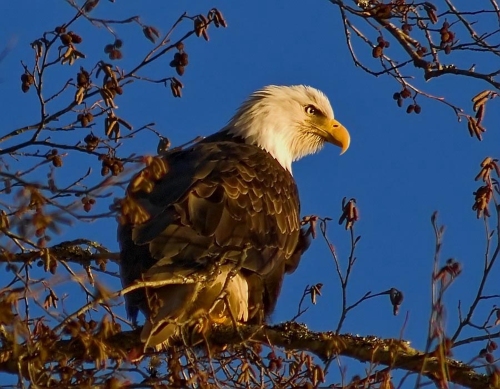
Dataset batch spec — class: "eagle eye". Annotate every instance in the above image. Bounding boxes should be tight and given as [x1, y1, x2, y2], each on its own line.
[305, 105, 319, 115]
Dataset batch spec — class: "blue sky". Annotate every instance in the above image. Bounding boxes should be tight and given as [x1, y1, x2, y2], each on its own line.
[2, 0, 499, 384]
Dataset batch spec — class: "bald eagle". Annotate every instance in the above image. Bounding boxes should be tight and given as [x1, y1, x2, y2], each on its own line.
[118, 85, 350, 348]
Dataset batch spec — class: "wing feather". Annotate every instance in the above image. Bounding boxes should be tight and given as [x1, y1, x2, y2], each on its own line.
[118, 138, 304, 346]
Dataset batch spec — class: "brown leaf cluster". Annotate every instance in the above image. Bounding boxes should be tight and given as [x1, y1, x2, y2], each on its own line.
[59, 30, 85, 65]
[468, 90, 497, 139]
[472, 157, 499, 218]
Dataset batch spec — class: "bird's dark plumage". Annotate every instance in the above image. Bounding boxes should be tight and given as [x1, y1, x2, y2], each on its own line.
[118, 85, 349, 348]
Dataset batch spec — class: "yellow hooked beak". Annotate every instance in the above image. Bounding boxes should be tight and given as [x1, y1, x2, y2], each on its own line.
[323, 118, 350, 155]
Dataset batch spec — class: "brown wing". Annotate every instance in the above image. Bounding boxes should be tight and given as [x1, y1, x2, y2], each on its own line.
[118, 138, 302, 330]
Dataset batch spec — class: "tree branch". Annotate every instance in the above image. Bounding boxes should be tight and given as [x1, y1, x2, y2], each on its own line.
[0, 322, 492, 388]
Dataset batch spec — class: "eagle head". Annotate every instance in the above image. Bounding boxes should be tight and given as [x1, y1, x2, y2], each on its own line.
[223, 85, 350, 172]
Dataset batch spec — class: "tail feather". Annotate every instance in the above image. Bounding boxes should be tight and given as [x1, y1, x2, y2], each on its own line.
[141, 267, 249, 349]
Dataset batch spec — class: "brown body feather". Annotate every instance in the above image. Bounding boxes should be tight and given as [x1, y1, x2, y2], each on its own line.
[118, 130, 309, 348]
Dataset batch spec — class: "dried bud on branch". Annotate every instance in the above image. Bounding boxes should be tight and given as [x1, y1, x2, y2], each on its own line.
[46, 149, 63, 167]
[467, 117, 486, 140]
[60, 44, 86, 65]
[475, 157, 500, 182]
[471, 90, 497, 125]
[104, 111, 132, 141]
[170, 77, 183, 98]
[434, 258, 462, 286]
[339, 197, 359, 230]
[84, 133, 99, 151]
[472, 185, 493, 218]
[424, 2, 438, 24]
[309, 283, 323, 305]
[81, 196, 96, 213]
[84, 0, 99, 13]
[20, 71, 35, 93]
[389, 288, 404, 315]
[99, 153, 124, 176]
[210, 8, 227, 28]
[143, 26, 160, 43]
[157, 136, 171, 155]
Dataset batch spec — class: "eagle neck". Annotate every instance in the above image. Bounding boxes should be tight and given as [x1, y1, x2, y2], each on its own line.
[218, 127, 294, 174]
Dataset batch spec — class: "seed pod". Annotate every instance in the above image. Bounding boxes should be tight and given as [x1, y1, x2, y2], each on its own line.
[170, 82, 181, 98]
[414, 104, 422, 114]
[172, 77, 184, 88]
[60, 34, 72, 46]
[372, 46, 383, 58]
[76, 70, 89, 87]
[143, 26, 160, 43]
[199, 14, 209, 26]
[480, 157, 493, 168]
[109, 49, 122, 60]
[473, 96, 489, 112]
[476, 104, 485, 124]
[401, 88, 411, 98]
[31, 40, 44, 57]
[406, 104, 414, 114]
[467, 117, 483, 140]
[80, 115, 89, 127]
[68, 32, 82, 44]
[194, 18, 204, 37]
[213, 9, 227, 27]
[84, 133, 99, 151]
[84, 0, 99, 12]
[52, 156, 63, 167]
[74, 86, 86, 104]
[472, 90, 492, 103]
[180, 52, 189, 66]
[402, 23, 412, 33]
[101, 166, 110, 176]
[157, 136, 171, 155]
[426, 7, 438, 24]
[117, 117, 133, 130]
